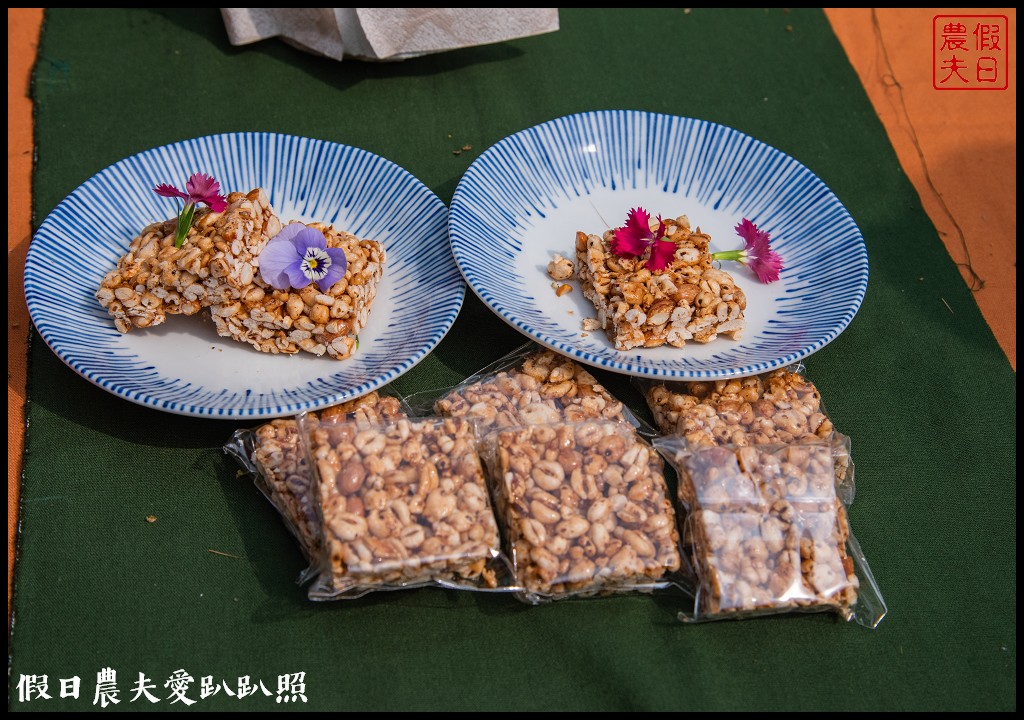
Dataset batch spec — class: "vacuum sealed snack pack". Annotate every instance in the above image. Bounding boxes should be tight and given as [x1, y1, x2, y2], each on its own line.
[299, 413, 510, 599]
[640, 366, 855, 505]
[429, 343, 640, 431]
[654, 436, 885, 627]
[224, 390, 408, 579]
[484, 420, 681, 603]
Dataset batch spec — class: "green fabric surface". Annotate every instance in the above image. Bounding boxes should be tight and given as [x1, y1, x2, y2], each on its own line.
[11, 7, 1015, 711]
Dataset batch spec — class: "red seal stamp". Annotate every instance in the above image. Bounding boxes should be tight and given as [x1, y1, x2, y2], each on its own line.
[933, 15, 1009, 90]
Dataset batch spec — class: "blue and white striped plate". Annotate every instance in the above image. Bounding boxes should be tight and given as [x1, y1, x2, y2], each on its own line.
[26, 133, 463, 418]
[449, 110, 868, 379]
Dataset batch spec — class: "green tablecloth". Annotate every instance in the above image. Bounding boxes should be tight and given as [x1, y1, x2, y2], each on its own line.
[12, 8, 1015, 711]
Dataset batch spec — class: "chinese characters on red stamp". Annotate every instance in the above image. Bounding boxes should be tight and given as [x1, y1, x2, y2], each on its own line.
[934, 15, 1009, 90]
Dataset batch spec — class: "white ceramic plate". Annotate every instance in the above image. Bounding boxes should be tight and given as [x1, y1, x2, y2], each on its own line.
[26, 133, 463, 417]
[449, 111, 868, 379]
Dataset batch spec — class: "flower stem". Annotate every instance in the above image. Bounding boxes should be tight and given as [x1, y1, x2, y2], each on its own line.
[174, 202, 197, 248]
[710, 249, 748, 263]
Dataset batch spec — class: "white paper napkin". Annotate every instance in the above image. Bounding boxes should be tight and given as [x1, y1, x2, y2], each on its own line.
[221, 8, 559, 61]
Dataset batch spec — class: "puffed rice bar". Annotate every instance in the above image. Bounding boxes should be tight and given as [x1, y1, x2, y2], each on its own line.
[97, 188, 281, 333]
[575, 215, 746, 349]
[212, 222, 384, 359]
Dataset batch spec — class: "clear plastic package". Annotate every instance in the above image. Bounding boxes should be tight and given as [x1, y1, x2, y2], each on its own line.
[640, 366, 855, 504]
[431, 343, 638, 431]
[654, 437, 886, 628]
[485, 420, 681, 603]
[300, 414, 508, 599]
[224, 391, 407, 577]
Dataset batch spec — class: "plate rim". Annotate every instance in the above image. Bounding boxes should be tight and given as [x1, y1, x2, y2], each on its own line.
[26, 131, 465, 418]
[449, 109, 868, 380]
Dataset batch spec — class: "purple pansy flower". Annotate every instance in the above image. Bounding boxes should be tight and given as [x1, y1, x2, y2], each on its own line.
[153, 172, 228, 248]
[259, 224, 348, 291]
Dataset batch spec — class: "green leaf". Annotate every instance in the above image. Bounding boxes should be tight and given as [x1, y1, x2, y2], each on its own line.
[174, 202, 196, 248]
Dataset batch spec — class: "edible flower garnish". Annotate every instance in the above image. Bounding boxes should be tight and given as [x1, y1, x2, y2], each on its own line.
[154, 172, 228, 248]
[259, 224, 348, 291]
[610, 207, 677, 272]
[711, 218, 783, 283]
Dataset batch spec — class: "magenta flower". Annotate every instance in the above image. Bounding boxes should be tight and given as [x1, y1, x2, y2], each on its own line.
[259, 224, 348, 291]
[154, 173, 228, 211]
[610, 207, 677, 272]
[153, 172, 228, 248]
[712, 218, 784, 283]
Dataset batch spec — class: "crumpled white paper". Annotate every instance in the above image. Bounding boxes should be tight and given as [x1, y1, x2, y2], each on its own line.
[221, 8, 559, 62]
